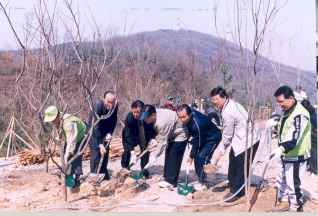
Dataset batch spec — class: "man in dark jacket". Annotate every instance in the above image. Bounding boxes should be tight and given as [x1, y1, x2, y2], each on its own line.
[86, 91, 118, 181]
[177, 104, 222, 191]
[121, 100, 157, 178]
[301, 99, 317, 177]
[206, 104, 221, 126]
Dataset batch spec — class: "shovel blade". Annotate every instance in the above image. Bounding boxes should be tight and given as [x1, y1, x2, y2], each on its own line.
[57, 174, 75, 188]
[131, 168, 147, 180]
[177, 183, 194, 196]
[86, 173, 105, 183]
[203, 164, 219, 174]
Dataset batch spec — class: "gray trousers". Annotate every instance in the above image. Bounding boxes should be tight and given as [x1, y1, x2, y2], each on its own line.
[276, 157, 307, 211]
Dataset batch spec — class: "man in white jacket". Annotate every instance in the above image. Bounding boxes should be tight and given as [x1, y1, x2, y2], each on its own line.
[210, 87, 261, 202]
[139, 104, 190, 188]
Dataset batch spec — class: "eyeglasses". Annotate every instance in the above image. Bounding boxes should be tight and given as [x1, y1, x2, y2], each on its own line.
[276, 97, 292, 105]
[211, 97, 220, 103]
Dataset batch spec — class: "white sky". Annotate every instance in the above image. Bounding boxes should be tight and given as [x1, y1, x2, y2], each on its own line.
[0, 0, 316, 71]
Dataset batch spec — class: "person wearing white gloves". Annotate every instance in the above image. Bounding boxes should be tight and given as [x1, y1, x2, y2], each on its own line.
[270, 86, 311, 213]
[121, 100, 157, 179]
[44, 106, 86, 188]
[86, 91, 118, 181]
[210, 87, 261, 202]
[139, 104, 190, 188]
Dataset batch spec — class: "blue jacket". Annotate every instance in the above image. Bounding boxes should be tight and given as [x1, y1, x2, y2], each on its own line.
[186, 109, 222, 158]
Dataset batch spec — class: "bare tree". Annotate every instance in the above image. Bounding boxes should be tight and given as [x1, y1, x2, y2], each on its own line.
[213, 0, 289, 211]
[0, 0, 130, 202]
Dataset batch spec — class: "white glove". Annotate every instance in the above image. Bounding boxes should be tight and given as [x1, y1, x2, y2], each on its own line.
[130, 151, 138, 164]
[149, 155, 157, 164]
[270, 147, 284, 162]
[150, 139, 157, 146]
[219, 146, 227, 156]
[105, 133, 112, 141]
[266, 118, 278, 129]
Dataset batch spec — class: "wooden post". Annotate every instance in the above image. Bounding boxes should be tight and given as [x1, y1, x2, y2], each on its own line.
[12, 132, 35, 150]
[14, 117, 39, 150]
[0, 116, 13, 153]
[5, 118, 14, 160]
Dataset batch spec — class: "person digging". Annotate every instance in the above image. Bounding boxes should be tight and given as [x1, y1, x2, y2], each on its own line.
[44, 106, 86, 188]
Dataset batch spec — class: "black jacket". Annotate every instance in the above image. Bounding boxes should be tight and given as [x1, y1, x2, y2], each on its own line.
[186, 109, 222, 158]
[86, 101, 118, 147]
[122, 112, 157, 151]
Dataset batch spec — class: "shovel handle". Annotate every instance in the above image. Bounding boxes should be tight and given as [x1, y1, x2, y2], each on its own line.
[186, 162, 190, 175]
[138, 147, 150, 159]
[214, 152, 222, 166]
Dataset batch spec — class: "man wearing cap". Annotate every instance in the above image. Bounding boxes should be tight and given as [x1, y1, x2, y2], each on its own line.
[174, 98, 181, 109]
[121, 100, 157, 178]
[139, 104, 190, 188]
[44, 106, 86, 188]
[161, 96, 177, 111]
[293, 86, 307, 103]
[86, 91, 118, 181]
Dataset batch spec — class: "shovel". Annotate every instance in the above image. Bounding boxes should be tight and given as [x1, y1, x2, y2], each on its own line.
[131, 144, 166, 180]
[177, 162, 194, 196]
[126, 141, 157, 170]
[203, 152, 222, 174]
[58, 163, 75, 188]
[86, 138, 112, 184]
[131, 161, 153, 180]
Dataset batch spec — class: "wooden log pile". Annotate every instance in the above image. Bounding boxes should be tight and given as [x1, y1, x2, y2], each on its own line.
[16, 150, 44, 165]
[16, 137, 158, 165]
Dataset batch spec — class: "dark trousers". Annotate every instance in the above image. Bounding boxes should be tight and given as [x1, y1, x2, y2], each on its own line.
[228, 141, 259, 196]
[194, 141, 219, 184]
[121, 140, 150, 177]
[89, 137, 110, 180]
[64, 139, 83, 175]
[163, 140, 187, 185]
[310, 138, 317, 174]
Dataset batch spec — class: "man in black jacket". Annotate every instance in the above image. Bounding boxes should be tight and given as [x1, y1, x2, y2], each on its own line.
[121, 100, 157, 178]
[177, 104, 222, 191]
[86, 91, 118, 181]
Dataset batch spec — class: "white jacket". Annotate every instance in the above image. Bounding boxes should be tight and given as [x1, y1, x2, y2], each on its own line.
[220, 99, 261, 156]
[152, 109, 189, 144]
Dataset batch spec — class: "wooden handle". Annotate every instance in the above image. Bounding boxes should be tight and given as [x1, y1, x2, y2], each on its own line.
[217, 152, 222, 160]
[186, 162, 190, 175]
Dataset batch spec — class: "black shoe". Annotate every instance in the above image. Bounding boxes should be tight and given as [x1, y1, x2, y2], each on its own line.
[72, 179, 81, 188]
[103, 173, 110, 181]
[223, 192, 239, 202]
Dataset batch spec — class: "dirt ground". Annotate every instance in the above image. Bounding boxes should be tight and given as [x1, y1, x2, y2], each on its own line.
[0, 119, 317, 212]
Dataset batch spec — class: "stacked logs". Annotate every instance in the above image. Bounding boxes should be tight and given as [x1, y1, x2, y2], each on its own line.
[16, 137, 158, 165]
[16, 150, 44, 165]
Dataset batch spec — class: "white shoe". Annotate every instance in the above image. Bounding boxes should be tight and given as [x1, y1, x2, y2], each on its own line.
[158, 181, 172, 188]
[194, 183, 207, 191]
[157, 176, 165, 181]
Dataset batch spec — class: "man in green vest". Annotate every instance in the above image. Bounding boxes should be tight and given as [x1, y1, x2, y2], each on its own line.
[44, 106, 86, 188]
[270, 86, 311, 212]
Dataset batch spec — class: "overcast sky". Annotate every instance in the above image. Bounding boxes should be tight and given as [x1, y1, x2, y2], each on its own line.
[0, 0, 315, 71]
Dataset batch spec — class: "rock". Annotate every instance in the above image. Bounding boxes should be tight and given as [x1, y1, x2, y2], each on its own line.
[36, 182, 45, 193]
[122, 177, 138, 190]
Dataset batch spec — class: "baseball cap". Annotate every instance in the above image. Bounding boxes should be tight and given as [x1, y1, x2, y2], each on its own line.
[166, 96, 173, 100]
[138, 104, 156, 121]
[174, 97, 180, 102]
[44, 106, 59, 122]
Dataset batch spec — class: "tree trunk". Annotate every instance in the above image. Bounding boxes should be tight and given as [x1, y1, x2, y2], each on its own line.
[43, 158, 48, 173]
[60, 172, 68, 202]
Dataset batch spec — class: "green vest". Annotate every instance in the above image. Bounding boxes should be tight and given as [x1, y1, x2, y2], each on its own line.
[277, 103, 311, 157]
[62, 114, 86, 143]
